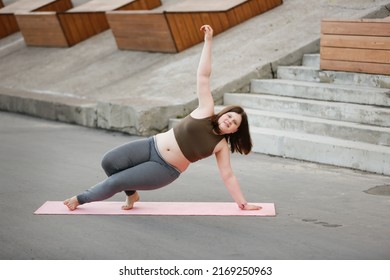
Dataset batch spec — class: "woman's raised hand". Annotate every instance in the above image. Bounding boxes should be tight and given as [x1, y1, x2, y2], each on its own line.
[200, 25, 213, 41]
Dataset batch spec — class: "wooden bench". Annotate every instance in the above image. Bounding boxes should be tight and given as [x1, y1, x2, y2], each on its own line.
[15, 0, 161, 47]
[106, 0, 283, 53]
[0, 0, 72, 39]
[320, 17, 390, 75]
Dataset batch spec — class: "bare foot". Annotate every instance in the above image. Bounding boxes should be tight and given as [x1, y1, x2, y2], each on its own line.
[63, 196, 80, 211]
[122, 192, 140, 210]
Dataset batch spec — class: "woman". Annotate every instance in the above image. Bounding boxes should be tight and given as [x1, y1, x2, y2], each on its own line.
[64, 25, 261, 211]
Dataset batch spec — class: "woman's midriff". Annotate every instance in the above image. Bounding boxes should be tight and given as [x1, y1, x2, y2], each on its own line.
[155, 129, 190, 173]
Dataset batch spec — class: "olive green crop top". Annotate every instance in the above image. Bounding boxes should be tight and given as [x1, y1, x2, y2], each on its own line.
[173, 115, 225, 163]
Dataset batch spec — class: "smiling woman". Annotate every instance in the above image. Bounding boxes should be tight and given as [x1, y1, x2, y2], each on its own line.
[211, 105, 252, 154]
[64, 25, 261, 212]
[172, 105, 251, 163]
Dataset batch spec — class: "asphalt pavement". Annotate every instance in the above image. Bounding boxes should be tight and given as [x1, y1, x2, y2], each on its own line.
[0, 111, 389, 260]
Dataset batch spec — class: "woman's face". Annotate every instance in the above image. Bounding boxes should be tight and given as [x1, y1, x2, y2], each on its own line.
[218, 112, 242, 134]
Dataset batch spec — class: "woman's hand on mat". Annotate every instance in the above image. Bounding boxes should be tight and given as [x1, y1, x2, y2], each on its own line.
[243, 204, 262, 211]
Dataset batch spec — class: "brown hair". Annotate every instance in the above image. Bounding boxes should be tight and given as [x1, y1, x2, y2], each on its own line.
[211, 105, 252, 154]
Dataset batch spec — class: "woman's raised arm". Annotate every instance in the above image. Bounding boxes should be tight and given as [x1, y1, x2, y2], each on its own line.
[192, 25, 215, 118]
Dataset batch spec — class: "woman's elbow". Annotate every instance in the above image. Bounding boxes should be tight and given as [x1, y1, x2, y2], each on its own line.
[220, 170, 234, 182]
[197, 74, 211, 84]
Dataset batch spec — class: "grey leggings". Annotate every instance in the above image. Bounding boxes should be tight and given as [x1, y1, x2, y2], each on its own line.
[76, 137, 181, 205]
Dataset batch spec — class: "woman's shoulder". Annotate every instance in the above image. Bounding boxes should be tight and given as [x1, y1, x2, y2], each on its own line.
[213, 137, 229, 153]
[190, 107, 215, 120]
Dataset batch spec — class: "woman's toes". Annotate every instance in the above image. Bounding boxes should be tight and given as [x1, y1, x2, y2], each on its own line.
[121, 205, 132, 210]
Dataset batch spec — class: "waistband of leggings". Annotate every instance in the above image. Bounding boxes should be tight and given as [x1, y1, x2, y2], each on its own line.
[150, 136, 181, 174]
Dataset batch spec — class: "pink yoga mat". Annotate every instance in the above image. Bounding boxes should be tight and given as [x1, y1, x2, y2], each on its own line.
[34, 201, 276, 216]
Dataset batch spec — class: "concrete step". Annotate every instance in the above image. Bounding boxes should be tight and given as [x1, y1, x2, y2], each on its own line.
[250, 127, 390, 176]
[238, 107, 390, 146]
[277, 66, 321, 83]
[277, 65, 390, 89]
[250, 79, 390, 107]
[171, 106, 390, 146]
[221, 53, 390, 175]
[224, 93, 390, 127]
[0, 86, 186, 136]
[168, 108, 390, 175]
[302, 53, 320, 68]
[0, 87, 97, 127]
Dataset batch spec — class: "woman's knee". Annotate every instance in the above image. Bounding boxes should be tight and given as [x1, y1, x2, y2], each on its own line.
[101, 152, 116, 175]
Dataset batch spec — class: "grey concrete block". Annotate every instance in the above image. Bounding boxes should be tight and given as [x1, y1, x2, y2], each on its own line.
[302, 53, 320, 68]
[277, 66, 390, 89]
[250, 79, 390, 107]
[240, 107, 390, 146]
[0, 87, 97, 127]
[224, 93, 390, 127]
[251, 127, 390, 176]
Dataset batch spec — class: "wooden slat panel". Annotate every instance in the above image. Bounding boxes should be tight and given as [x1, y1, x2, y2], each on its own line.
[58, 12, 108, 46]
[88, 12, 109, 34]
[320, 59, 390, 75]
[165, 0, 247, 12]
[320, 18, 390, 75]
[78, 12, 95, 37]
[1, 0, 74, 39]
[197, 12, 214, 29]
[226, 7, 240, 26]
[69, 0, 136, 12]
[321, 34, 390, 50]
[321, 46, 390, 64]
[117, 0, 143, 11]
[106, 12, 176, 52]
[69, 0, 160, 12]
[0, 15, 19, 38]
[249, 0, 283, 14]
[215, 12, 230, 31]
[227, 0, 278, 27]
[40, 0, 160, 47]
[190, 13, 204, 33]
[15, 12, 68, 46]
[168, 0, 284, 49]
[164, 12, 180, 50]
[57, 13, 80, 46]
[235, 1, 254, 21]
[166, 13, 192, 51]
[322, 20, 390, 36]
[268, 0, 284, 11]
[107, 0, 282, 53]
[117, 0, 161, 11]
[71, 13, 88, 44]
[143, 0, 162, 10]
[261, 0, 272, 11]
[88, 12, 109, 33]
[209, 12, 230, 34]
[0, 0, 69, 14]
[167, 11, 235, 52]
[166, 12, 226, 52]
[184, 14, 201, 46]
[248, 0, 263, 15]
[76, 13, 109, 41]
[34, 0, 72, 12]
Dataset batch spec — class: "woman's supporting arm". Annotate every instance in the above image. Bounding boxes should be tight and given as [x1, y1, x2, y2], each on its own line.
[215, 142, 261, 210]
